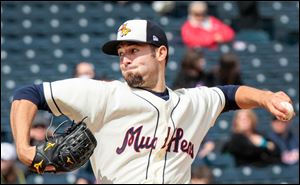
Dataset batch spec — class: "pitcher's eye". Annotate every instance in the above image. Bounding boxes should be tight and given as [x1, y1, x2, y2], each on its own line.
[132, 48, 139, 54]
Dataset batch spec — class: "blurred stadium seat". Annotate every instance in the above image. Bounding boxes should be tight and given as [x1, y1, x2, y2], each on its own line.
[212, 164, 299, 184]
[216, 1, 239, 22]
[235, 29, 270, 43]
[26, 173, 76, 184]
[206, 153, 235, 168]
[212, 166, 239, 183]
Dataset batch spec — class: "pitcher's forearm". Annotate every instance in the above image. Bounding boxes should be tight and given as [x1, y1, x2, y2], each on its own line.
[235, 86, 272, 109]
[10, 99, 38, 165]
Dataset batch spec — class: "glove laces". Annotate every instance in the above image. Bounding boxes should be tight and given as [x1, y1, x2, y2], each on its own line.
[46, 116, 88, 141]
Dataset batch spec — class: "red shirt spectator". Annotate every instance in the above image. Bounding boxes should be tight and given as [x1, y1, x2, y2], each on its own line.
[181, 1, 235, 50]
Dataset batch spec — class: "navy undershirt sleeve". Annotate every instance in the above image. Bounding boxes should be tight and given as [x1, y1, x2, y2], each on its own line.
[13, 84, 51, 112]
[217, 85, 240, 112]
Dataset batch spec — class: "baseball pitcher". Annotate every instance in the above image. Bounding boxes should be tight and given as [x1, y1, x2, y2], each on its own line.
[10, 20, 295, 183]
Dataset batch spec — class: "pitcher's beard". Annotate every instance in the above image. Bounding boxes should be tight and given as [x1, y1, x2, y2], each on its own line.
[125, 73, 145, 88]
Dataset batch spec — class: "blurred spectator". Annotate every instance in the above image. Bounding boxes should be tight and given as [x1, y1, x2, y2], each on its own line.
[172, 48, 207, 89]
[1, 142, 26, 184]
[193, 136, 216, 166]
[222, 110, 280, 167]
[206, 52, 243, 87]
[191, 165, 213, 184]
[73, 62, 96, 79]
[181, 1, 235, 50]
[198, 139, 215, 160]
[73, 61, 110, 80]
[30, 111, 52, 146]
[267, 116, 299, 165]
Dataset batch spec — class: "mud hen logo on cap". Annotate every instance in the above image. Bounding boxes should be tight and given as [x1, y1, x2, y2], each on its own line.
[118, 23, 131, 37]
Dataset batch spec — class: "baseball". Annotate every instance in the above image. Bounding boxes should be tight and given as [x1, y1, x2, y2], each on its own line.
[280, 101, 294, 121]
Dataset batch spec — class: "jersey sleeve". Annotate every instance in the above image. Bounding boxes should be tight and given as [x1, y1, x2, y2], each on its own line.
[43, 78, 110, 128]
[190, 86, 226, 127]
[13, 84, 51, 112]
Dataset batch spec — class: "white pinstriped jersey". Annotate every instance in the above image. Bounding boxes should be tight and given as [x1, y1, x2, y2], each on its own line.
[43, 78, 225, 184]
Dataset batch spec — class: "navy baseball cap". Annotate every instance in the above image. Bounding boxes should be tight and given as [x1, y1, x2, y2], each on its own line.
[102, 19, 168, 56]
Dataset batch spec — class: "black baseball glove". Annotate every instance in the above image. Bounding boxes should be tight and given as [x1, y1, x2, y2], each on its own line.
[30, 118, 97, 174]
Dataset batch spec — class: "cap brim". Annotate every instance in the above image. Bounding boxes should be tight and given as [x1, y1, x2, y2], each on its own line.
[102, 40, 122, 56]
[102, 40, 156, 56]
